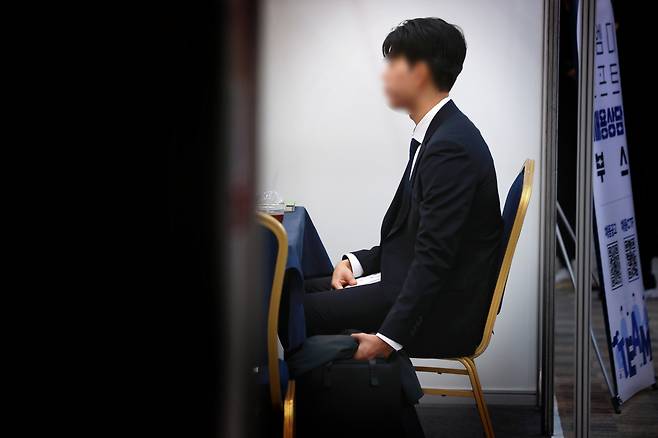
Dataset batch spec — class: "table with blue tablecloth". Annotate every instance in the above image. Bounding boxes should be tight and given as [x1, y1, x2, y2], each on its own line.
[278, 206, 334, 352]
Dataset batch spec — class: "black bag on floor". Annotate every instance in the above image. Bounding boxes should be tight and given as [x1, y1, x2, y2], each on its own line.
[296, 357, 405, 437]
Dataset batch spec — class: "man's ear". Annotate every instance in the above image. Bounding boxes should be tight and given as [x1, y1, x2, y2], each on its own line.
[412, 61, 432, 88]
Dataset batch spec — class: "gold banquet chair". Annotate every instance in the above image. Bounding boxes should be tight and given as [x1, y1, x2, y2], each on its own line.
[257, 212, 296, 438]
[414, 159, 535, 438]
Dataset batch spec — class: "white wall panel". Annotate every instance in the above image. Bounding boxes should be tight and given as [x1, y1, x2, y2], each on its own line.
[258, 0, 544, 395]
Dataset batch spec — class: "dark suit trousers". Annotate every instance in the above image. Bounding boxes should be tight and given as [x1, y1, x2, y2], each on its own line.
[303, 276, 393, 337]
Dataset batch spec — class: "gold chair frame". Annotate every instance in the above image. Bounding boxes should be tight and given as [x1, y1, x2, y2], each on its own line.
[414, 159, 535, 438]
[257, 212, 295, 438]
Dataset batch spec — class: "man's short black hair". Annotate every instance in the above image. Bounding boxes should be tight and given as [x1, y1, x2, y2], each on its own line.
[382, 17, 466, 92]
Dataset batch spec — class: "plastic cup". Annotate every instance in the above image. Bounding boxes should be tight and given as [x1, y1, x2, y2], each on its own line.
[258, 203, 285, 223]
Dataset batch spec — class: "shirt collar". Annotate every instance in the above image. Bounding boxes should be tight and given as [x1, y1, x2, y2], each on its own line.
[411, 96, 451, 144]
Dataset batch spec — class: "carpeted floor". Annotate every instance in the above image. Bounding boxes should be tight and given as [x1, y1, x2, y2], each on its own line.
[554, 279, 658, 437]
[414, 279, 657, 437]
[416, 404, 543, 437]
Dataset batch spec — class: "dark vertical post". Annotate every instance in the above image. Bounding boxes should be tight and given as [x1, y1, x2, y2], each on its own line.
[575, 0, 595, 435]
[539, 0, 560, 434]
[222, 0, 260, 436]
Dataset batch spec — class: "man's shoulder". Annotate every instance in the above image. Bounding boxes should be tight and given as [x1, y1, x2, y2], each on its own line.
[426, 117, 486, 155]
[423, 106, 494, 169]
[430, 105, 481, 144]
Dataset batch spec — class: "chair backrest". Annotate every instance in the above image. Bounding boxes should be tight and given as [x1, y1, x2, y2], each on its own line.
[473, 159, 534, 358]
[257, 212, 289, 410]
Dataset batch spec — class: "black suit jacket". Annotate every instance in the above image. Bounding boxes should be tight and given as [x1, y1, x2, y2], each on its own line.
[351, 100, 503, 358]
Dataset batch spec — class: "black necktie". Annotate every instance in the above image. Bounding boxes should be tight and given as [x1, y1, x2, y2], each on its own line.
[409, 138, 421, 161]
[404, 139, 421, 190]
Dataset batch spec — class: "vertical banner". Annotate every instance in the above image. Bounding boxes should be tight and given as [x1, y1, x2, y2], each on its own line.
[593, 0, 655, 402]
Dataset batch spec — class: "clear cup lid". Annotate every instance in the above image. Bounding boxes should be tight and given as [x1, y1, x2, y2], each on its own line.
[257, 190, 285, 213]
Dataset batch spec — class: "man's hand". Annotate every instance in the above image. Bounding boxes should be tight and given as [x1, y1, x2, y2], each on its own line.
[331, 259, 357, 290]
[351, 333, 394, 360]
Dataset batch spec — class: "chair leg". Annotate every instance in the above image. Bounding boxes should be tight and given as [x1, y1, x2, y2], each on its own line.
[283, 380, 295, 438]
[465, 358, 494, 437]
[459, 358, 494, 438]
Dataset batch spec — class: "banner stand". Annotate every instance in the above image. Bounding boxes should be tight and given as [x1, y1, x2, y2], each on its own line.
[556, 202, 622, 413]
[590, 0, 655, 407]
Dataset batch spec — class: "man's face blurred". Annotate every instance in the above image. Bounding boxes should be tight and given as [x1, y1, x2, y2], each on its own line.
[382, 56, 422, 110]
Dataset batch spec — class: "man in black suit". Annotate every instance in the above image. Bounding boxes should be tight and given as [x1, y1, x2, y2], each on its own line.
[304, 18, 503, 361]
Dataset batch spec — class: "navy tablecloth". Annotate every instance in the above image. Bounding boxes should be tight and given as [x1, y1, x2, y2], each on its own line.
[279, 206, 333, 351]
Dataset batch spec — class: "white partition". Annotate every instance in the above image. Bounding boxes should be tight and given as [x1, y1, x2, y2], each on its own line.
[258, 0, 544, 400]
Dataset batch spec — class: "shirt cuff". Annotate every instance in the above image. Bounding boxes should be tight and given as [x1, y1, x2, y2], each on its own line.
[376, 332, 403, 351]
[343, 253, 364, 278]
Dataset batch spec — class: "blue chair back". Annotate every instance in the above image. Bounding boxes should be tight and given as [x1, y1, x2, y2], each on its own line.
[497, 162, 531, 314]
[473, 160, 534, 357]
[500, 171, 524, 262]
[260, 226, 278, 361]
[257, 213, 289, 410]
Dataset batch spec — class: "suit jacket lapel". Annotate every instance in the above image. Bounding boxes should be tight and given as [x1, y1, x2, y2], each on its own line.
[409, 100, 456, 189]
[383, 100, 457, 240]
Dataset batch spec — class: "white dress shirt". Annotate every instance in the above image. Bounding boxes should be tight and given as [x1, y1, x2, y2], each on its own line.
[344, 96, 452, 351]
